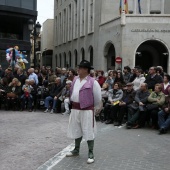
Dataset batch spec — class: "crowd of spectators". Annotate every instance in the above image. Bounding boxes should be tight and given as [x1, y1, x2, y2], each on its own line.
[0, 64, 170, 135]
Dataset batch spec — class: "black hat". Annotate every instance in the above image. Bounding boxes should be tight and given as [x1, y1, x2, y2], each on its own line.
[78, 60, 94, 70]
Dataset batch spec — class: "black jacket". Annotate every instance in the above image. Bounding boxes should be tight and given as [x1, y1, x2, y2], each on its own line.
[49, 83, 63, 97]
[135, 90, 150, 104]
[144, 74, 163, 90]
[121, 89, 136, 105]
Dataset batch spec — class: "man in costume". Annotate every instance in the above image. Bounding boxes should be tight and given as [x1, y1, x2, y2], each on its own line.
[66, 60, 101, 164]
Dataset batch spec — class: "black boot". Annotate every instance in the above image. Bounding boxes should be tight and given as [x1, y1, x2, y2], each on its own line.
[87, 140, 95, 164]
[66, 137, 82, 157]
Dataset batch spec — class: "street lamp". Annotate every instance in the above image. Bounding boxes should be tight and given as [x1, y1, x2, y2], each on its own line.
[28, 19, 41, 67]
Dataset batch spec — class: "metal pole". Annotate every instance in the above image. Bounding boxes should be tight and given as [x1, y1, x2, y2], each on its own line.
[33, 29, 36, 68]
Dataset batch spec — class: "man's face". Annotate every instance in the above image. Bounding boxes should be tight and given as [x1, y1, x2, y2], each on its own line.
[149, 67, 155, 74]
[66, 83, 71, 89]
[140, 84, 146, 91]
[77, 67, 88, 76]
[127, 85, 133, 91]
[123, 69, 128, 73]
[55, 79, 60, 84]
[17, 70, 21, 75]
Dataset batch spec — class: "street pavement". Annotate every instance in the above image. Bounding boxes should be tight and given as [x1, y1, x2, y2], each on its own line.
[0, 110, 72, 170]
[51, 123, 170, 170]
[1, 109, 170, 170]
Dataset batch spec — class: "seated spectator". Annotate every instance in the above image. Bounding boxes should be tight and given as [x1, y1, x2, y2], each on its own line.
[29, 79, 37, 111]
[0, 77, 9, 109]
[126, 83, 150, 129]
[96, 70, 105, 87]
[103, 82, 123, 124]
[148, 84, 165, 129]
[59, 80, 72, 115]
[132, 69, 145, 91]
[114, 83, 135, 126]
[21, 79, 33, 112]
[161, 74, 170, 96]
[7, 78, 21, 110]
[44, 77, 63, 113]
[158, 88, 170, 134]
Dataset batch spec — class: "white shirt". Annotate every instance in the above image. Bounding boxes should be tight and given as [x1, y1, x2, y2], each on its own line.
[71, 76, 101, 107]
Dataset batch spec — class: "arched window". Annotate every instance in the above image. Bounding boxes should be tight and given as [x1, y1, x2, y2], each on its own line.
[74, 50, 78, 66]
[59, 53, 62, 67]
[68, 51, 71, 67]
[55, 54, 58, 67]
[89, 46, 93, 66]
[64, 52, 66, 67]
[81, 48, 85, 60]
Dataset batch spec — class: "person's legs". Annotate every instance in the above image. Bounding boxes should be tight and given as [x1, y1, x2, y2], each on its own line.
[44, 96, 53, 112]
[110, 104, 120, 122]
[116, 105, 127, 125]
[63, 98, 70, 114]
[151, 109, 159, 129]
[103, 103, 110, 122]
[158, 110, 166, 128]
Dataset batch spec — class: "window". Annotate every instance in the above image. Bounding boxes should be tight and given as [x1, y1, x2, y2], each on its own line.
[80, 0, 85, 36]
[73, 0, 78, 39]
[81, 48, 85, 60]
[88, 0, 94, 33]
[68, 4, 72, 41]
[63, 9, 67, 43]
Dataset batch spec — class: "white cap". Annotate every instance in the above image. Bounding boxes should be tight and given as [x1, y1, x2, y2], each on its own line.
[66, 80, 72, 84]
[62, 68, 66, 71]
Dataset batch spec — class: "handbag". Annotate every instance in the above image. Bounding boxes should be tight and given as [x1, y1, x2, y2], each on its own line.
[128, 102, 139, 110]
[7, 92, 17, 98]
[146, 104, 159, 111]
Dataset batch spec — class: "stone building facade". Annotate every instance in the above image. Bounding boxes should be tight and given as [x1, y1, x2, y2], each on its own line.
[53, 0, 170, 72]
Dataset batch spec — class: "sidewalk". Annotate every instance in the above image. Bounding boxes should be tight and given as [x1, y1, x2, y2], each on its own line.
[47, 123, 170, 170]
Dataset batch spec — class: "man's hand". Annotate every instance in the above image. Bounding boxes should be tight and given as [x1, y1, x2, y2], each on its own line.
[139, 102, 144, 106]
[54, 96, 57, 100]
[165, 108, 169, 112]
[119, 102, 126, 106]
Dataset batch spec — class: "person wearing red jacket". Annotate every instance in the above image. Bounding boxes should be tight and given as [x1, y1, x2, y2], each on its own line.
[96, 70, 105, 87]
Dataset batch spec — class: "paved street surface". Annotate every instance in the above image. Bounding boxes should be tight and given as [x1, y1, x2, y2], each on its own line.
[1, 110, 170, 170]
[0, 110, 72, 170]
[51, 124, 170, 170]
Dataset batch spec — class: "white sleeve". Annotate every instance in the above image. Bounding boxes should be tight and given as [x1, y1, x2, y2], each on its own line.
[93, 80, 102, 107]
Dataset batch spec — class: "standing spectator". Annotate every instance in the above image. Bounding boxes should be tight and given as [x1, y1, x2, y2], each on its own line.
[4, 67, 14, 84]
[96, 70, 105, 87]
[148, 84, 165, 129]
[115, 71, 125, 86]
[60, 68, 67, 85]
[145, 66, 163, 91]
[105, 70, 117, 90]
[16, 68, 27, 87]
[28, 68, 38, 85]
[123, 66, 131, 84]
[48, 69, 57, 85]
[68, 69, 76, 81]
[126, 83, 150, 129]
[161, 74, 170, 96]
[132, 69, 145, 91]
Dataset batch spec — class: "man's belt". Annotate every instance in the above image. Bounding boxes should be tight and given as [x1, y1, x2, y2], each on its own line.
[72, 102, 94, 110]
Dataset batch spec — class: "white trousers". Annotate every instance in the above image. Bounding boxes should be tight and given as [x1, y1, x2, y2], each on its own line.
[67, 109, 97, 141]
[64, 98, 70, 111]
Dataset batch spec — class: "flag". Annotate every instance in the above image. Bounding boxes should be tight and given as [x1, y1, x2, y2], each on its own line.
[119, 0, 122, 15]
[138, 0, 142, 14]
[124, 0, 129, 14]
